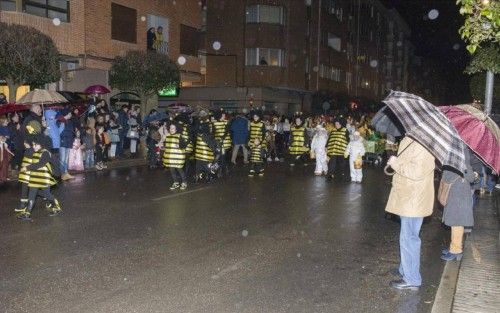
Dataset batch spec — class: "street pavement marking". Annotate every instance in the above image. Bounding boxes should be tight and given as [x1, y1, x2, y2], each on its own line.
[151, 186, 212, 201]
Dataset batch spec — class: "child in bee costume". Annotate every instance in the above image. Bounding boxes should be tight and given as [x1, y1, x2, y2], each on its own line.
[248, 111, 266, 147]
[344, 131, 366, 183]
[14, 138, 37, 215]
[211, 109, 231, 177]
[194, 120, 218, 182]
[162, 122, 188, 190]
[248, 137, 266, 177]
[17, 135, 61, 221]
[288, 113, 310, 166]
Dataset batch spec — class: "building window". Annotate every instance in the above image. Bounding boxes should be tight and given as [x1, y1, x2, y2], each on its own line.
[346, 72, 352, 91]
[180, 24, 200, 56]
[23, 0, 70, 22]
[246, 5, 284, 25]
[331, 67, 341, 82]
[324, 32, 341, 52]
[245, 48, 285, 67]
[147, 15, 169, 54]
[0, 0, 16, 11]
[111, 3, 137, 43]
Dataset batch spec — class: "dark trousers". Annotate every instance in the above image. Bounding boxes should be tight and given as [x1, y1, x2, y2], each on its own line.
[250, 162, 263, 174]
[169, 167, 186, 184]
[288, 153, 308, 165]
[275, 134, 285, 158]
[11, 149, 23, 169]
[27, 187, 55, 213]
[19, 183, 29, 209]
[195, 160, 210, 179]
[328, 155, 346, 178]
[96, 145, 105, 163]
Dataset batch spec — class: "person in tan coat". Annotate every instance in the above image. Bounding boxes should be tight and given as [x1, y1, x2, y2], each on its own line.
[385, 136, 435, 290]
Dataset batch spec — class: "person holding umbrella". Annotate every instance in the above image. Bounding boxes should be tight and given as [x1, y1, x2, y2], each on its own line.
[385, 136, 436, 290]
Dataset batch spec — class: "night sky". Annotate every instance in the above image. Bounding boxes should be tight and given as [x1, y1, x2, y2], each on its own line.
[382, 0, 472, 103]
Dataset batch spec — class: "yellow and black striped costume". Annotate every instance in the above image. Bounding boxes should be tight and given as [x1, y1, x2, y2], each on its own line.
[289, 125, 309, 155]
[18, 148, 40, 184]
[213, 120, 232, 151]
[162, 133, 186, 169]
[194, 134, 215, 162]
[327, 128, 349, 157]
[249, 121, 265, 144]
[27, 149, 57, 188]
[179, 123, 193, 154]
[249, 143, 264, 163]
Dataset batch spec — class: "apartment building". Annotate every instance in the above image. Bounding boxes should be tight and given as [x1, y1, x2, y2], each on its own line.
[0, 0, 203, 100]
[181, 0, 412, 114]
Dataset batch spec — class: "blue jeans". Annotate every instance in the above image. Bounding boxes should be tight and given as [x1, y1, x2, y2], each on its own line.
[59, 147, 71, 174]
[85, 149, 95, 169]
[398, 216, 424, 286]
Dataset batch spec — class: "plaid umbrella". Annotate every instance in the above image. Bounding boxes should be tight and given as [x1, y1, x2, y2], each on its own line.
[382, 91, 467, 173]
[440, 104, 500, 174]
[371, 106, 405, 139]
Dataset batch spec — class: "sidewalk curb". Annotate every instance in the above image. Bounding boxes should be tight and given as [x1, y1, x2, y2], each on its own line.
[431, 259, 460, 313]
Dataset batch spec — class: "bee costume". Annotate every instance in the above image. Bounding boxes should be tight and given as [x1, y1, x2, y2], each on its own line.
[248, 111, 266, 145]
[162, 124, 188, 190]
[212, 109, 231, 177]
[248, 141, 265, 177]
[288, 113, 309, 166]
[17, 135, 61, 221]
[326, 119, 349, 180]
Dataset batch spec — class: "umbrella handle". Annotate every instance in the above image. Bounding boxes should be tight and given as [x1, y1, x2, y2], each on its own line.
[384, 164, 395, 176]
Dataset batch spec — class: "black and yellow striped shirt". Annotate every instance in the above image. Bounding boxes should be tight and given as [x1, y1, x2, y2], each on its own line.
[327, 127, 348, 156]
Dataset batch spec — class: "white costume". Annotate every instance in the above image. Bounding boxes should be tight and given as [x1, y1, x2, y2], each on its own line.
[310, 126, 329, 175]
[345, 134, 366, 182]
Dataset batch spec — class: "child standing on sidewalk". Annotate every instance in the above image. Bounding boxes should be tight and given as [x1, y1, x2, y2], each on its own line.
[249, 138, 265, 177]
[0, 129, 14, 183]
[95, 126, 108, 170]
[162, 123, 188, 190]
[82, 127, 95, 169]
[68, 130, 84, 171]
[345, 131, 365, 183]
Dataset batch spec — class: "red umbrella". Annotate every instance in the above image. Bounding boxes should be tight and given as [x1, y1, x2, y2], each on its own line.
[84, 85, 110, 95]
[440, 105, 500, 174]
[0, 103, 30, 115]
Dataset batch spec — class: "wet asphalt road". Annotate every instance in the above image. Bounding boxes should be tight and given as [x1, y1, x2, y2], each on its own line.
[0, 163, 446, 313]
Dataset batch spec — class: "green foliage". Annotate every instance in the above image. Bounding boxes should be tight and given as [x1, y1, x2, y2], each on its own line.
[466, 45, 500, 73]
[0, 22, 61, 100]
[469, 73, 500, 100]
[457, 0, 500, 54]
[109, 51, 180, 100]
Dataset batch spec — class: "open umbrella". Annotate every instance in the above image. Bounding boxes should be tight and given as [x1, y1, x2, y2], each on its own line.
[382, 91, 467, 173]
[17, 89, 68, 105]
[371, 106, 405, 139]
[0, 103, 30, 115]
[166, 102, 193, 114]
[84, 85, 110, 95]
[440, 104, 500, 174]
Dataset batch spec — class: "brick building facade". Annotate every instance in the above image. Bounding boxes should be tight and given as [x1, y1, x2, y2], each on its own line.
[0, 0, 203, 100]
[180, 0, 412, 115]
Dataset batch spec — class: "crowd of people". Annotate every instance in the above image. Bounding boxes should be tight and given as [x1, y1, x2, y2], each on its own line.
[1, 99, 499, 293]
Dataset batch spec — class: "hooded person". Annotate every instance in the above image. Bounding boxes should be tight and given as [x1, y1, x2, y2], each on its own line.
[44, 109, 65, 150]
[310, 123, 329, 175]
[344, 131, 366, 183]
[288, 113, 310, 166]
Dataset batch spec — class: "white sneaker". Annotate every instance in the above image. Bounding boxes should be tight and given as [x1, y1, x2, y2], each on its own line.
[267, 157, 272, 162]
[495, 184, 500, 189]
[274, 157, 280, 161]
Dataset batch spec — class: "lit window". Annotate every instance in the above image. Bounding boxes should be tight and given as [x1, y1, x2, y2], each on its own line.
[245, 48, 285, 67]
[0, 0, 16, 11]
[246, 5, 284, 25]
